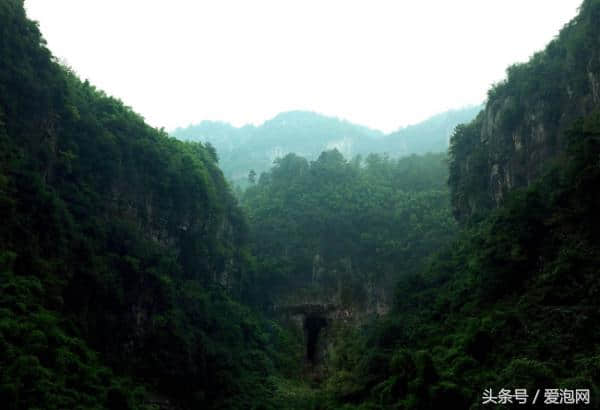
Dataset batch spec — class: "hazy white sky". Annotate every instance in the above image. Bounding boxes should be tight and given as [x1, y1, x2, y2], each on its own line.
[25, 1, 581, 132]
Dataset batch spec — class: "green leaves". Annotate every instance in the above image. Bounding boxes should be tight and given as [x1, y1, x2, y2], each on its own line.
[0, 1, 282, 408]
[243, 151, 457, 308]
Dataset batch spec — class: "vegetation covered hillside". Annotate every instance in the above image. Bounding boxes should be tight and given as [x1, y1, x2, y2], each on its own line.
[242, 151, 456, 313]
[374, 106, 482, 159]
[0, 2, 296, 409]
[321, 112, 600, 408]
[315, 1, 600, 408]
[450, 0, 600, 222]
[172, 107, 479, 187]
[3, 0, 600, 409]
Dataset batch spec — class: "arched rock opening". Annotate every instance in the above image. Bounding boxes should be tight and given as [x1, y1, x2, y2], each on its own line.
[303, 314, 328, 364]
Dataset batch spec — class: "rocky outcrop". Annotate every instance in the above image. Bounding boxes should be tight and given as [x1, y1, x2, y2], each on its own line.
[450, 0, 600, 221]
[274, 303, 344, 368]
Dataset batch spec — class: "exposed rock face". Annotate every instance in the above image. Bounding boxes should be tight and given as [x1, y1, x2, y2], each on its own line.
[277, 263, 390, 323]
[481, 80, 597, 206]
[171, 107, 480, 186]
[275, 303, 346, 368]
[481, 98, 556, 206]
[274, 271, 390, 371]
[449, 3, 600, 221]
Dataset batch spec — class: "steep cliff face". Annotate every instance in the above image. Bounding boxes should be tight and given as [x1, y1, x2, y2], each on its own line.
[242, 150, 457, 360]
[449, 0, 600, 222]
[0, 0, 247, 289]
[1, 3, 284, 408]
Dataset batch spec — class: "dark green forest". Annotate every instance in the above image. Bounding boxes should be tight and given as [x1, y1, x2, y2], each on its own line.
[2, 0, 600, 409]
[242, 151, 455, 313]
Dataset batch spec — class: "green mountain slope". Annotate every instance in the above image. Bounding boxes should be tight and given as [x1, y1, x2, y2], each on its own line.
[375, 105, 482, 157]
[319, 1, 600, 408]
[171, 107, 480, 186]
[449, 0, 600, 223]
[3, 0, 600, 409]
[0, 2, 296, 409]
[242, 151, 456, 314]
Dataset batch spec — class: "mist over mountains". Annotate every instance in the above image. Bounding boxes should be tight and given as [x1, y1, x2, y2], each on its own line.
[5, 0, 600, 408]
[171, 106, 481, 184]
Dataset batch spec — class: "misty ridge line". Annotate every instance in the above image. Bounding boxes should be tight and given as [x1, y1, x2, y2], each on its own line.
[170, 105, 483, 184]
[170, 105, 483, 137]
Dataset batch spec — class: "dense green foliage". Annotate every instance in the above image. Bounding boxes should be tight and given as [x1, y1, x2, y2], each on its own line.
[171, 107, 479, 187]
[323, 109, 600, 409]
[315, 1, 600, 407]
[3, 0, 600, 409]
[172, 111, 383, 186]
[0, 2, 297, 408]
[242, 151, 456, 309]
[449, 0, 600, 222]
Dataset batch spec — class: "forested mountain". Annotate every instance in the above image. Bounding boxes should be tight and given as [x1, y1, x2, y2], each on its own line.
[242, 151, 456, 313]
[3, 0, 600, 409]
[450, 0, 600, 223]
[316, 1, 600, 408]
[0, 2, 295, 408]
[373, 106, 482, 157]
[171, 107, 480, 186]
[249, 0, 600, 407]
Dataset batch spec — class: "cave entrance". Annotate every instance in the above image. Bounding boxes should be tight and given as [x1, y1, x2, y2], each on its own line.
[304, 314, 328, 364]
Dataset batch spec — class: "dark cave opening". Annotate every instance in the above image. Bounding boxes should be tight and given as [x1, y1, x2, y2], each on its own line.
[304, 314, 328, 363]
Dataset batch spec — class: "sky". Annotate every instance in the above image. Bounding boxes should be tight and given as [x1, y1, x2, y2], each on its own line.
[25, 0, 582, 133]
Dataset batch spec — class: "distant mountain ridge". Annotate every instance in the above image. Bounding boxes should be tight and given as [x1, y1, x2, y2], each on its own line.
[378, 106, 483, 155]
[171, 106, 481, 184]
